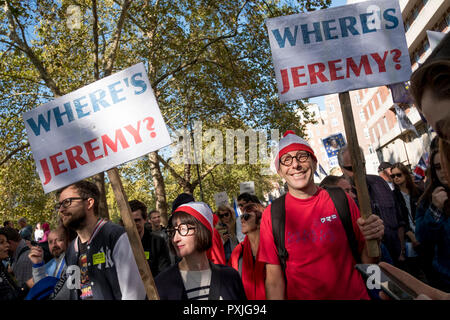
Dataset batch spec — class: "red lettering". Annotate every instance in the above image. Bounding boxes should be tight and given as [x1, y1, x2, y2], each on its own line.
[39, 158, 52, 185]
[65, 146, 88, 169]
[370, 51, 388, 73]
[308, 63, 329, 84]
[346, 55, 373, 77]
[84, 138, 103, 162]
[291, 66, 307, 87]
[280, 68, 290, 94]
[50, 152, 67, 176]
[328, 59, 344, 81]
[101, 129, 130, 156]
[124, 121, 143, 144]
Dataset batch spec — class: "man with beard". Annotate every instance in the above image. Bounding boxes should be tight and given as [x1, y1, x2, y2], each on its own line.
[29, 227, 67, 281]
[259, 131, 384, 299]
[338, 146, 406, 267]
[55, 180, 146, 300]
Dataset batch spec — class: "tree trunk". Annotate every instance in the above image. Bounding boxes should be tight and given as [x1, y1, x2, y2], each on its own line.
[92, 172, 110, 219]
[148, 151, 168, 225]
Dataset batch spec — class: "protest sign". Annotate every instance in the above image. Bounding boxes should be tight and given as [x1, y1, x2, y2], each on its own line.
[322, 133, 346, 158]
[214, 192, 229, 208]
[266, 0, 411, 102]
[240, 181, 255, 195]
[23, 63, 171, 193]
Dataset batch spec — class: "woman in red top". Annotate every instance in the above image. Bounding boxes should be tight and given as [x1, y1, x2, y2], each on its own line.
[229, 203, 266, 300]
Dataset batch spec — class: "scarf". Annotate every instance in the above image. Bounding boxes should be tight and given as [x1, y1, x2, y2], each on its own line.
[230, 236, 265, 300]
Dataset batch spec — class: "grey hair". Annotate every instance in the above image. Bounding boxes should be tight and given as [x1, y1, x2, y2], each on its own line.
[337, 145, 365, 167]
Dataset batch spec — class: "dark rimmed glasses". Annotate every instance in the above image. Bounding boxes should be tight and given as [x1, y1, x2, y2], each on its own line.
[54, 197, 87, 211]
[279, 151, 310, 166]
[390, 173, 403, 179]
[167, 223, 196, 238]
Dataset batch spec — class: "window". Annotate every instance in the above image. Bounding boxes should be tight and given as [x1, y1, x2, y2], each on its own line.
[331, 118, 339, 127]
[367, 105, 372, 117]
[323, 127, 328, 134]
[329, 104, 335, 113]
[368, 145, 374, 154]
[372, 128, 378, 141]
[359, 110, 366, 122]
[377, 92, 383, 108]
[377, 123, 383, 136]
[355, 95, 361, 105]
[364, 127, 370, 139]
[383, 116, 390, 132]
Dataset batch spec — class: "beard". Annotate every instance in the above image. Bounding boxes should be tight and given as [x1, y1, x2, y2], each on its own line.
[62, 209, 87, 230]
[51, 247, 62, 258]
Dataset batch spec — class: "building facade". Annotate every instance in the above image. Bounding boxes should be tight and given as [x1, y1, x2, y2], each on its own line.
[308, 0, 449, 176]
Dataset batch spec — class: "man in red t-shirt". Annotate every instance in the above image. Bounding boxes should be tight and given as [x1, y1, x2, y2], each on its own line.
[258, 131, 385, 300]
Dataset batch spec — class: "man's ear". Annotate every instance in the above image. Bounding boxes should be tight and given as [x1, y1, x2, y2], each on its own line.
[85, 198, 95, 212]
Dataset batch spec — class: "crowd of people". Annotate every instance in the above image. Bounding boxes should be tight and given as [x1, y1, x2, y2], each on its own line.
[0, 30, 449, 302]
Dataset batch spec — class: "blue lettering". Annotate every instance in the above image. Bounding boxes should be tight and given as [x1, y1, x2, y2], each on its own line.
[108, 81, 126, 104]
[322, 20, 338, 40]
[131, 73, 147, 95]
[74, 96, 90, 119]
[89, 89, 111, 112]
[339, 16, 359, 37]
[383, 8, 398, 29]
[301, 22, 322, 44]
[271, 26, 299, 48]
[360, 13, 377, 34]
[53, 102, 75, 127]
[26, 111, 52, 136]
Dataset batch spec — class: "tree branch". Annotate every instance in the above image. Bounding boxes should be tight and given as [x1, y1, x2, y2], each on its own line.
[0, 143, 30, 166]
[5, 1, 63, 96]
[103, 0, 132, 76]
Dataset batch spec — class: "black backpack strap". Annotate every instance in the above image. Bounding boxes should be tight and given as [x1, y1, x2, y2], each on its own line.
[270, 194, 288, 275]
[325, 187, 361, 264]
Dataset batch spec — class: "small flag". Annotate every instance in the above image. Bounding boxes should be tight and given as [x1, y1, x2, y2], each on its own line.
[319, 164, 327, 176]
[413, 155, 427, 181]
[394, 104, 419, 137]
[233, 197, 245, 243]
[388, 82, 414, 104]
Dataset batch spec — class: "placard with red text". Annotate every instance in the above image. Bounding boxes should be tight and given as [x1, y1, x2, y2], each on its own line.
[266, 0, 411, 102]
[23, 63, 171, 193]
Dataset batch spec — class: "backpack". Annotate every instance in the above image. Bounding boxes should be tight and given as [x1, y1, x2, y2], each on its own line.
[270, 186, 361, 277]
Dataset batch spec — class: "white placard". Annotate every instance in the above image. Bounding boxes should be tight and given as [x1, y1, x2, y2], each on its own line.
[23, 63, 171, 193]
[240, 181, 255, 195]
[214, 192, 229, 208]
[266, 0, 411, 102]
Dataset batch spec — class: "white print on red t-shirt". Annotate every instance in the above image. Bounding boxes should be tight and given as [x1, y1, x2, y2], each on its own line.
[320, 214, 337, 224]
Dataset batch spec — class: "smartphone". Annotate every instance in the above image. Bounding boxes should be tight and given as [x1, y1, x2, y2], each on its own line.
[355, 264, 417, 300]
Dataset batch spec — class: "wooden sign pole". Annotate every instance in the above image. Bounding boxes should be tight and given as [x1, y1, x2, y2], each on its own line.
[107, 167, 160, 300]
[339, 92, 380, 258]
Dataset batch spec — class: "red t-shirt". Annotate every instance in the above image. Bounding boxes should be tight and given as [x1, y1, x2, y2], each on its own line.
[258, 188, 369, 300]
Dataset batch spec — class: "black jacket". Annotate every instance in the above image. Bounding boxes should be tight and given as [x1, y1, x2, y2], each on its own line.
[155, 261, 247, 300]
[392, 187, 423, 234]
[141, 227, 171, 277]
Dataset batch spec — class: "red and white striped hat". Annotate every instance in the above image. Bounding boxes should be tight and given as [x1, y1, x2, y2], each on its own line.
[274, 130, 317, 171]
[174, 201, 214, 233]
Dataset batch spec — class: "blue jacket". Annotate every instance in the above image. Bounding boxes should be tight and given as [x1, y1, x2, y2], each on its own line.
[415, 200, 450, 290]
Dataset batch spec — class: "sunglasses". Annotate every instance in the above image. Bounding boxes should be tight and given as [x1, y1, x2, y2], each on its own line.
[240, 213, 254, 221]
[343, 166, 353, 172]
[218, 212, 229, 218]
[390, 173, 403, 179]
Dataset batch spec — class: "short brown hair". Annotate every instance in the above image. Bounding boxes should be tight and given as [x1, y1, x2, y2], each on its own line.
[242, 203, 265, 225]
[56, 180, 100, 216]
[168, 211, 212, 255]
